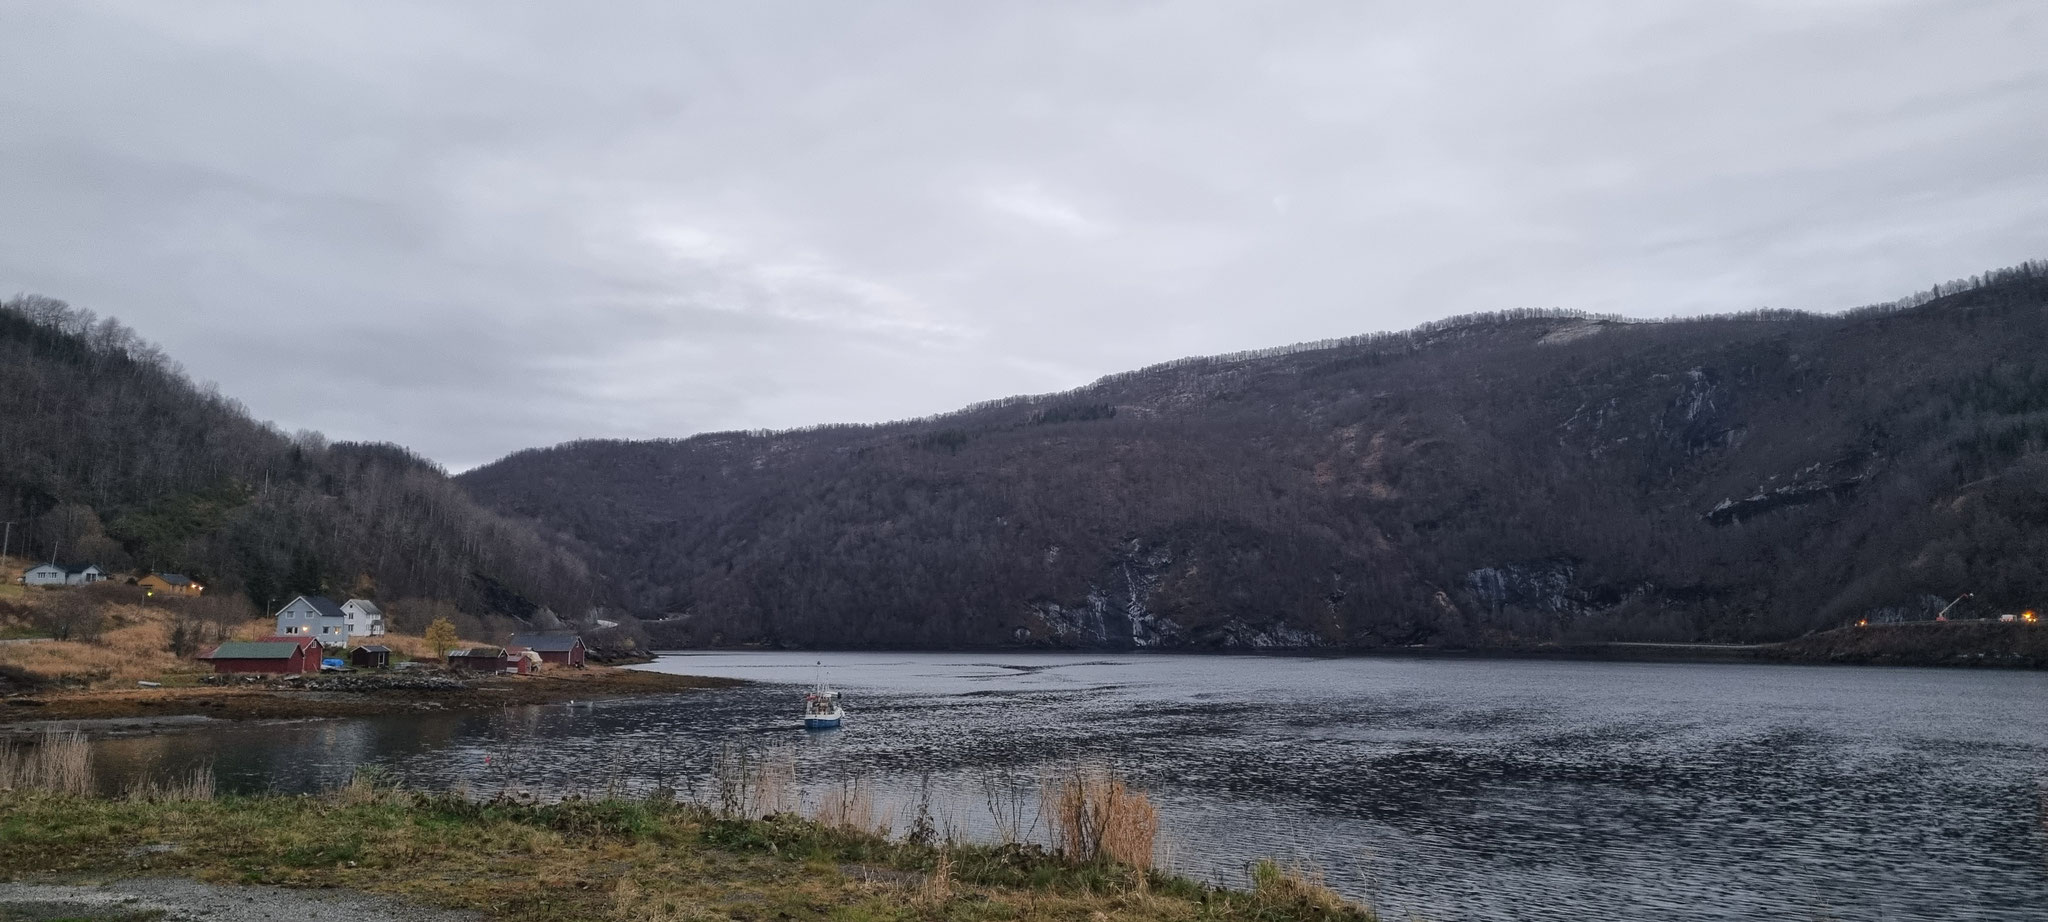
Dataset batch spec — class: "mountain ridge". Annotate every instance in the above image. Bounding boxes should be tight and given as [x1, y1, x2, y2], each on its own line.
[0, 295, 607, 639]
[458, 261, 2048, 650]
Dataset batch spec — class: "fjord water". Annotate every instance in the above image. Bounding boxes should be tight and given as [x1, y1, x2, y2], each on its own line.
[87, 654, 2046, 921]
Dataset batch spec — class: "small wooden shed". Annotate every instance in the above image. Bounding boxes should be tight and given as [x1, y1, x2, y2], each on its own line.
[350, 644, 392, 669]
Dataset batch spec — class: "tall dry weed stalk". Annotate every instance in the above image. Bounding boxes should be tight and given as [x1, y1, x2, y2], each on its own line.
[979, 768, 1037, 844]
[123, 762, 215, 802]
[1042, 767, 1158, 870]
[0, 729, 93, 795]
[918, 849, 954, 906]
[712, 745, 795, 818]
[811, 777, 889, 836]
[335, 765, 403, 806]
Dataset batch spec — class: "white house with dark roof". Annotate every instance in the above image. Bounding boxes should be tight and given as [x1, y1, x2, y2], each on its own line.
[340, 599, 386, 636]
[21, 562, 107, 587]
[273, 595, 351, 646]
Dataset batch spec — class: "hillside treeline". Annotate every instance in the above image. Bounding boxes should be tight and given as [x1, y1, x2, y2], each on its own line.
[460, 263, 2048, 650]
[0, 295, 601, 621]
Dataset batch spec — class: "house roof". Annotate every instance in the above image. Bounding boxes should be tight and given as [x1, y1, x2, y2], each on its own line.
[150, 573, 194, 586]
[508, 633, 582, 652]
[343, 599, 383, 616]
[354, 645, 391, 653]
[29, 562, 101, 575]
[204, 640, 313, 660]
[448, 647, 503, 657]
[279, 595, 348, 619]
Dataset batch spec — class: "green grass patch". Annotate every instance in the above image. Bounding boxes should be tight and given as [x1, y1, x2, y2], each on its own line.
[0, 791, 1378, 922]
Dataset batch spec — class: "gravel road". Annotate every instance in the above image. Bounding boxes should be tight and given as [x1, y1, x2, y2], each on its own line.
[0, 878, 481, 922]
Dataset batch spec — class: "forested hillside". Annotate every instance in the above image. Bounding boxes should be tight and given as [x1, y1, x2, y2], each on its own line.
[0, 295, 602, 628]
[460, 263, 2048, 650]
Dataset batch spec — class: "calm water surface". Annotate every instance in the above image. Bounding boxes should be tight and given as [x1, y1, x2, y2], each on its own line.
[83, 653, 2048, 921]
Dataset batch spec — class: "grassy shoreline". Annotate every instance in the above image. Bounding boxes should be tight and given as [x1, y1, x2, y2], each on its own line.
[0, 785, 1375, 922]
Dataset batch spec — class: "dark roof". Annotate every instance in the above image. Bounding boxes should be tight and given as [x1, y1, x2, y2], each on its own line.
[151, 573, 193, 586]
[282, 595, 349, 619]
[353, 644, 391, 653]
[204, 640, 313, 660]
[30, 562, 101, 575]
[508, 633, 582, 652]
[448, 647, 503, 657]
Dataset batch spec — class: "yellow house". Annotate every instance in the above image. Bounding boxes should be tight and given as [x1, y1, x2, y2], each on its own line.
[138, 573, 203, 597]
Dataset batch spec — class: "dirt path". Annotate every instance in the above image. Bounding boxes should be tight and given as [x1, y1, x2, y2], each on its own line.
[0, 879, 480, 922]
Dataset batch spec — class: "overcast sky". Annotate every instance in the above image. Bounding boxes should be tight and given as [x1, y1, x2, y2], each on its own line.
[3, 1, 2045, 470]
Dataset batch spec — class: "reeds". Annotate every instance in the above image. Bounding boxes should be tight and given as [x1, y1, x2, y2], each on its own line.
[0, 729, 94, 795]
[712, 744, 795, 819]
[3, 729, 216, 801]
[121, 762, 215, 802]
[917, 848, 954, 906]
[336, 765, 404, 806]
[811, 776, 891, 837]
[1041, 767, 1158, 870]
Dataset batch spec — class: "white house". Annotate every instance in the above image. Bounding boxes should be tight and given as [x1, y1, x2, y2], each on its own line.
[21, 563, 107, 587]
[273, 595, 351, 646]
[340, 599, 386, 636]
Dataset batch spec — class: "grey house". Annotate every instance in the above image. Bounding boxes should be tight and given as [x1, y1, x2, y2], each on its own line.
[273, 595, 351, 646]
[21, 562, 107, 587]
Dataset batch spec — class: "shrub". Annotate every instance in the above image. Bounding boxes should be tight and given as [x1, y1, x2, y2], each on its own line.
[1042, 768, 1158, 870]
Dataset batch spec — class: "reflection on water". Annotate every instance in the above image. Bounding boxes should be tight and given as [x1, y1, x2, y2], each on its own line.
[82, 653, 2048, 922]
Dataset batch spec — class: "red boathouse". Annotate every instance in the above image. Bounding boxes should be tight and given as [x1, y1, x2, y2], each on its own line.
[199, 636, 323, 674]
[507, 633, 586, 667]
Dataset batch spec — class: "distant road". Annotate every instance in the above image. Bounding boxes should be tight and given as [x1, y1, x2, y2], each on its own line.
[0, 637, 52, 646]
[1601, 642, 1766, 651]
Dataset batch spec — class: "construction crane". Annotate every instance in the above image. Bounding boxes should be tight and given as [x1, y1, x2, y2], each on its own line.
[1933, 592, 1972, 622]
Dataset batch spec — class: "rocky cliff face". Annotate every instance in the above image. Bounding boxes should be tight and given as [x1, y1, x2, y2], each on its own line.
[462, 265, 2048, 650]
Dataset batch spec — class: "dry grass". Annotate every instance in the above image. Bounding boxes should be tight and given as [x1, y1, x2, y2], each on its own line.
[0, 729, 94, 795]
[0, 779, 1381, 922]
[121, 762, 216, 803]
[227, 618, 279, 641]
[811, 776, 893, 838]
[1249, 860, 1372, 919]
[918, 848, 955, 906]
[2, 728, 213, 801]
[712, 747, 798, 819]
[1043, 767, 1160, 870]
[0, 603, 209, 686]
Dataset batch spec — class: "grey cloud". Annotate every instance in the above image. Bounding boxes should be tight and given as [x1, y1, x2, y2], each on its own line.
[3, 0, 2044, 469]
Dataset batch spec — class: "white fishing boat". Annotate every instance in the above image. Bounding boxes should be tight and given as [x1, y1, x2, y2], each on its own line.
[803, 683, 844, 729]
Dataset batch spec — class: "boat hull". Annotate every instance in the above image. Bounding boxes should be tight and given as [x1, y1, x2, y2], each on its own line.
[803, 714, 843, 730]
